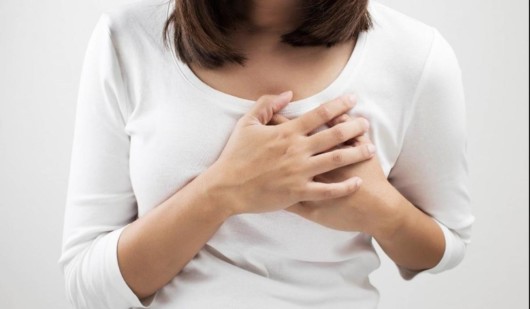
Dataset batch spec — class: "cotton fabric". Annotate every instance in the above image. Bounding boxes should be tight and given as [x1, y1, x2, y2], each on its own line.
[58, 1, 475, 308]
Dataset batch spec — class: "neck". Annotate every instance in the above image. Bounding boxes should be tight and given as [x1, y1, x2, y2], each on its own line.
[243, 0, 302, 35]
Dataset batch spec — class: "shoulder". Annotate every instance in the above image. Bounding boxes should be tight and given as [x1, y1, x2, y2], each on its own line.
[366, 1, 462, 94]
[97, 0, 171, 45]
[87, 0, 174, 71]
[367, 1, 437, 53]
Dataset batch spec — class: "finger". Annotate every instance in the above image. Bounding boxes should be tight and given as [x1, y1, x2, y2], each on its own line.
[269, 113, 291, 125]
[306, 143, 376, 176]
[301, 176, 363, 201]
[325, 143, 351, 154]
[327, 114, 361, 146]
[306, 117, 370, 154]
[243, 91, 293, 125]
[329, 114, 373, 147]
[347, 133, 366, 147]
[327, 113, 351, 127]
[348, 132, 372, 147]
[288, 94, 357, 134]
[356, 133, 372, 144]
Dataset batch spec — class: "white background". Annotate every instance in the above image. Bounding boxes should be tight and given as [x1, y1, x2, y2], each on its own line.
[0, 0, 528, 308]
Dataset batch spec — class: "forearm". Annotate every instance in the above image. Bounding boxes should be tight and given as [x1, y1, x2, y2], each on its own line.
[370, 185, 446, 272]
[117, 168, 234, 300]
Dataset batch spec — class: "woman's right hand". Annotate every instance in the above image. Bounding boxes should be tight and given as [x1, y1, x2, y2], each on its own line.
[204, 91, 375, 216]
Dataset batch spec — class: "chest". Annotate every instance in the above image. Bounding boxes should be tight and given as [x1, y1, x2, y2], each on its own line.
[125, 39, 409, 214]
[124, 61, 413, 265]
[189, 41, 356, 101]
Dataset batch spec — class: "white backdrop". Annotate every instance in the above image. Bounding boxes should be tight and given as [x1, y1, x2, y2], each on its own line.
[0, 0, 528, 308]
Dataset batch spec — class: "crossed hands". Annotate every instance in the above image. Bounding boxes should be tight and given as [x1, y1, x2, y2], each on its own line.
[269, 100, 397, 234]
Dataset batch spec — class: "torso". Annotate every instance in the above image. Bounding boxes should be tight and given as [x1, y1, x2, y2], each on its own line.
[189, 35, 357, 102]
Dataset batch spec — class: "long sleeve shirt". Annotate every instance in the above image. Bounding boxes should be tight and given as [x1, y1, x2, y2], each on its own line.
[58, 1, 475, 308]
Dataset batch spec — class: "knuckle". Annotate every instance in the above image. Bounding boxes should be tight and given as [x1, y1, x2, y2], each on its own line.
[283, 163, 299, 177]
[332, 127, 346, 141]
[322, 187, 337, 198]
[348, 147, 360, 160]
[331, 151, 344, 164]
[340, 114, 350, 122]
[362, 144, 375, 157]
[284, 143, 303, 156]
[354, 145, 366, 158]
[359, 145, 370, 157]
[338, 96, 351, 109]
[316, 105, 332, 121]
[291, 163, 305, 176]
[275, 128, 292, 140]
[297, 184, 311, 199]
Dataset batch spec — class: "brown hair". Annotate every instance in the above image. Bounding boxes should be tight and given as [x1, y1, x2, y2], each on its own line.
[163, 0, 372, 69]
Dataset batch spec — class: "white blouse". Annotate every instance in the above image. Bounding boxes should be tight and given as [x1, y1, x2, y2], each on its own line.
[58, 0, 475, 308]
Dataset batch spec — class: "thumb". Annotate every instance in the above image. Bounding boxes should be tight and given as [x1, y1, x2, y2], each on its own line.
[244, 91, 293, 125]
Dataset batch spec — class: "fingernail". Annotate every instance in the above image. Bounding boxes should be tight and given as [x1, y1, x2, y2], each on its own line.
[367, 144, 376, 155]
[355, 177, 363, 187]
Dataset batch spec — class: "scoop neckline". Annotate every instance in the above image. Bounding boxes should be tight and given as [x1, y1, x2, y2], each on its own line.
[169, 19, 369, 115]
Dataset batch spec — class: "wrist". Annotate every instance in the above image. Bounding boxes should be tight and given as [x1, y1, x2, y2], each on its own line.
[367, 183, 415, 241]
[196, 163, 242, 219]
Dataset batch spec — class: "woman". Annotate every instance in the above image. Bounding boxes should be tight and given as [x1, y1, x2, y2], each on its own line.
[58, 0, 475, 308]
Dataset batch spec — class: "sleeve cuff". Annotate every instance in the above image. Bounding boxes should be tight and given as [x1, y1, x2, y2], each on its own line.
[398, 218, 466, 280]
[105, 225, 158, 308]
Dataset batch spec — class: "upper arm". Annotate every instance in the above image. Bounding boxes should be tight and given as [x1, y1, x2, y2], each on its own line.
[58, 14, 152, 309]
[387, 28, 475, 277]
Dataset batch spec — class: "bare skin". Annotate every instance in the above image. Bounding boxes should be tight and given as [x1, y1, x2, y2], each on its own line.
[117, 0, 445, 302]
[189, 37, 356, 102]
[189, 1, 356, 102]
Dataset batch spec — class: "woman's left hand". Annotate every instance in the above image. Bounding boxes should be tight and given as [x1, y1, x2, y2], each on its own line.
[270, 113, 404, 236]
